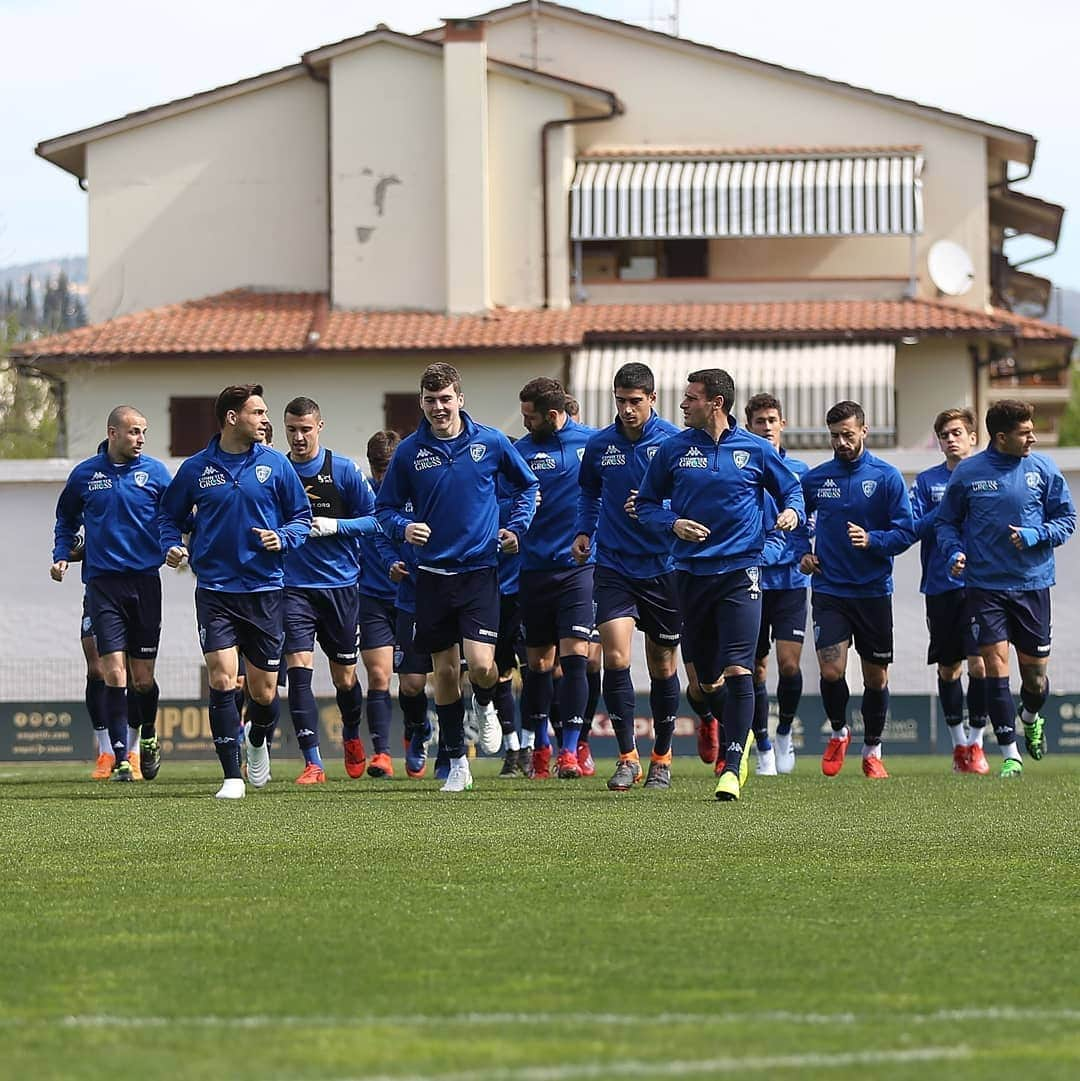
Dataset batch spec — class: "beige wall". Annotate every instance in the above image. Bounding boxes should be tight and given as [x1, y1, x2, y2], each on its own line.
[330, 43, 446, 311]
[894, 339, 975, 449]
[49, 352, 566, 462]
[488, 13, 991, 307]
[583, 277, 909, 304]
[86, 76, 328, 322]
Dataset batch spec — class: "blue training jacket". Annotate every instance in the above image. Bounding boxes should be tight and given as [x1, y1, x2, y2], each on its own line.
[160, 436, 311, 593]
[760, 449, 812, 591]
[801, 450, 915, 598]
[935, 447, 1075, 591]
[575, 411, 681, 579]
[375, 411, 538, 573]
[53, 450, 172, 581]
[284, 449, 378, 590]
[909, 461, 964, 596]
[358, 477, 399, 604]
[515, 416, 595, 572]
[377, 498, 418, 613]
[636, 417, 805, 575]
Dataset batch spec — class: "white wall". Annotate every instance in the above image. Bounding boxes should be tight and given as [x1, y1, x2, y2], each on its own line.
[894, 339, 975, 449]
[87, 76, 328, 321]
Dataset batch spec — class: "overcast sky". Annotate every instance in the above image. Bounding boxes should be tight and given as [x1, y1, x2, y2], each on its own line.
[1, 0, 1076, 290]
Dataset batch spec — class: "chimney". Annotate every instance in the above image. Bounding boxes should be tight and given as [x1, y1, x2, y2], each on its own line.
[443, 18, 490, 314]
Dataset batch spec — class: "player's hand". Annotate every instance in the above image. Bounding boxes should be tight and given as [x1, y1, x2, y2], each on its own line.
[1009, 525, 1039, 550]
[949, 552, 966, 577]
[799, 553, 821, 575]
[252, 527, 282, 552]
[498, 529, 519, 554]
[673, 518, 710, 542]
[50, 560, 67, 582]
[310, 516, 338, 538]
[624, 489, 639, 519]
[165, 545, 189, 569]
[846, 521, 869, 549]
[775, 509, 798, 532]
[405, 522, 431, 546]
[571, 533, 591, 564]
[389, 560, 409, 583]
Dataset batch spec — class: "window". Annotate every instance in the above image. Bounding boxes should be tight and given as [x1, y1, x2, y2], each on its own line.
[169, 397, 217, 457]
[384, 393, 420, 437]
[580, 239, 709, 281]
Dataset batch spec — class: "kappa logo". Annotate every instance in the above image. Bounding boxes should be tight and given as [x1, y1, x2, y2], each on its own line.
[677, 447, 708, 469]
[1026, 472, 1042, 490]
[88, 470, 112, 491]
[971, 479, 998, 493]
[530, 452, 557, 471]
[414, 448, 441, 471]
[255, 465, 272, 484]
[470, 443, 487, 463]
[600, 444, 626, 467]
[733, 450, 750, 469]
[199, 465, 226, 489]
[861, 479, 877, 498]
[133, 471, 149, 488]
[816, 478, 841, 499]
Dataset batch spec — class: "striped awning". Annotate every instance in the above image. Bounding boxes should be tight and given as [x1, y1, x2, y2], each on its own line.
[571, 341, 896, 448]
[570, 154, 924, 241]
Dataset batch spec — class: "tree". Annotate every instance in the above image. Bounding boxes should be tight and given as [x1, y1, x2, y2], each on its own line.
[0, 312, 62, 458]
[22, 273, 36, 327]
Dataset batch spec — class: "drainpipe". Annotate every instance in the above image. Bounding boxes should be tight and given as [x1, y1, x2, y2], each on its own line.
[303, 59, 333, 303]
[541, 95, 623, 309]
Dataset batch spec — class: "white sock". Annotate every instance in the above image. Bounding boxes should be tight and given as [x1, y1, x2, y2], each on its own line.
[452, 754, 469, 770]
[95, 729, 112, 755]
[775, 731, 793, 751]
[128, 726, 141, 752]
[1001, 741, 1022, 762]
[862, 743, 882, 759]
[506, 731, 520, 751]
[522, 729, 536, 749]
[1020, 706, 1039, 724]
[947, 723, 967, 749]
[833, 725, 849, 740]
[970, 725, 986, 748]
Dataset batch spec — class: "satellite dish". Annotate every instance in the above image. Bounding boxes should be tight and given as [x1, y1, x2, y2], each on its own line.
[927, 240, 975, 297]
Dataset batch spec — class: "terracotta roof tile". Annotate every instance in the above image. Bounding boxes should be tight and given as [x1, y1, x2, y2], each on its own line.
[13, 290, 1074, 361]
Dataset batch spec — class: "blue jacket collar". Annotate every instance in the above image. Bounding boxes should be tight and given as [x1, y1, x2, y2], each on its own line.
[416, 410, 479, 448]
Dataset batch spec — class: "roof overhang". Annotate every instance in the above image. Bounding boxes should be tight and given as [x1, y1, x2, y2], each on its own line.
[989, 189, 1064, 245]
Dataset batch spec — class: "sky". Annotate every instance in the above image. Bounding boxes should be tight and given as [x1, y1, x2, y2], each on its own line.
[1, 0, 1077, 290]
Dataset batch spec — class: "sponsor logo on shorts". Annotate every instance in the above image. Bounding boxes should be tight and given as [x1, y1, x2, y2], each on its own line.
[133, 471, 149, 487]
[414, 449, 442, 472]
[871, 651, 891, 659]
[861, 480, 877, 498]
[656, 632, 681, 641]
[199, 625, 207, 646]
[255, 465, 272, 484]
[529, 452, 556, 471]
[600, 444, 626, 467]
[81, 616, 93, 634]
[476, 627, 498, 638]
[970, 479, 998, 493]
[732, 450, 750, 469]
[137, 647, 155, 653]
[571, 624, 593, 635]
[1026, 472, 1042, 490]
[469, 443, 487, 462]
[1036, 643, 1051, 654]
[813, 623, 821, 643]
[746, 566, 760, 597]
[677, 447, 708, 469]
[264, 657, 280, 668]
[816, 479, 841, 500]
[971, 621, 980, 640]
[88, 470, 112, 491]
[792, 628, 805, 639]
[199, 466, 226, 489]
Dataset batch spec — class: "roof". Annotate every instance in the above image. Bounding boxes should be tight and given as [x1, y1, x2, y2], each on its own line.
[12, 290, 1073, 362]
[578, 145, 923, 160]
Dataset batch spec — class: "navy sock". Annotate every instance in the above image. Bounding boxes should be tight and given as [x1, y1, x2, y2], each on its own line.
[967, 675, 989, 731]
[1020, 676, 1049, 717]
[820, 677, 850, 732]
[720, 674, 754, 778]
[525, 668, 554, 749]
[686, 685, 714, 723]
[650, 673, 680, 756]
[400, 690, 430, 735]
[557, 655, 588, 755]
[988, 676, 1016, 746]
[752, 680, 771, 749]
[104, 685, 128, 763]
[585, 668, 601, 725]
[136, 682, 160, 739]
[436, 698, 467, 758]
[494, 679, 517, 735]
[602, 666, 636, 755]
[246, 696, 278, 748]
[126, 685, 141, 733]
[336, 681, 364, 742]
[861, 685, 889, 746]
[550, 676, 563, 746]
[234, 686, 246, 717]
[776, 671, 802, 734]
[287, 667, 320, 762]
[85, 677, 107, 733]
[938, 677, 965, 725]
[704, 686, 728, 752]
[367, 689, 392, 754]
[472, 680, 494, 708]
[208, 687, 242, 779]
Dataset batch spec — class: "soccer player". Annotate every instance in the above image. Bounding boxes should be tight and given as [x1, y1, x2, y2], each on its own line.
[494, 494, 529, 778]
[744, 393, 812, 775]
[375, 363, 538, 793]
[160, 384, 311, 799]
[909, 408, 991, 774]
[800, 401, 915, 780]
[515, 377, 595, 780]
[52, 407, 170, 782]
[936, 399, 1075, 778]
[282, 398, 379, 784]
[637, 369, 804, 802]
[573, 361, 682, 790]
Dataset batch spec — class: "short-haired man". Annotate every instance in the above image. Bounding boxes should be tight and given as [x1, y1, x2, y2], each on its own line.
[744, 393, 812, 775]
[52, 407, 171, 782]
[375, 364, 538, 793]
[800, 401, 915, 780]
[909, 408, 991, 774]
[936, 400, 1075, 778]
[637, 369, 804, 802]
[160, 384, 311, 799]
[574, 361, 683, 790]
[515, 377, 595, 780]
[282, 397, 379, 784]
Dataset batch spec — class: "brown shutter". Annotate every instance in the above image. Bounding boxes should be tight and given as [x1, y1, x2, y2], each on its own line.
[169, 397, 218, 457]
[383, 393, 420, 437]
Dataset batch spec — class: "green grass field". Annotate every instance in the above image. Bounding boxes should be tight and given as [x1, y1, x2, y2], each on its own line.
[2, 754, 1079, 1081]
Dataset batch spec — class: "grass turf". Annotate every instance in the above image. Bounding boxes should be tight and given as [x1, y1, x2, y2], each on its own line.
[1, 754, 1079, 1081]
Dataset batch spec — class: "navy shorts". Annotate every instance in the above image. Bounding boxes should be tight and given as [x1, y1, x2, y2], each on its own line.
[196, 587, 284, 672]
[495, 592, 526, 674]
[283, 585, 359, 665]
[677, 568, 762, 683]
[812, 592, 893, 665]
[394, 609, 433, 676]
[80, 592, 94, 641]
[925, 590, 977, 666]
[519, 566, 595, 648]
[415, 567, 500, 654]
[358, 592, 397, 652]
[966, 587, 1051, 657]
[594, 566, 682, 647]
[755, 587, 808, 659]
[85, 573, 162, 659]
